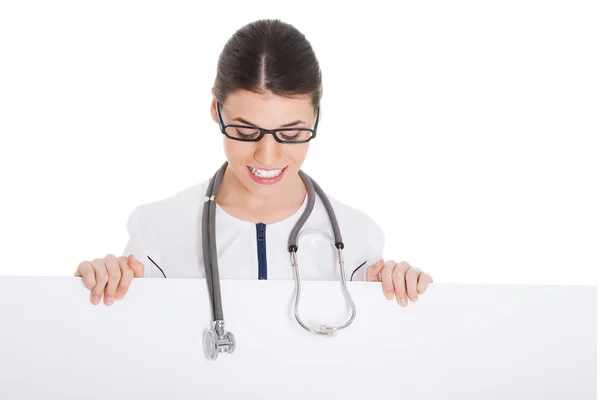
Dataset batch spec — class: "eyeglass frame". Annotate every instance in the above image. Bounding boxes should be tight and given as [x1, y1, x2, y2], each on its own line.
[216, 102, 320, 144]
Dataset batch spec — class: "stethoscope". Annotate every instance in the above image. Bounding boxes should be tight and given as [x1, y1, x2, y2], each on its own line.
[202, 161, 356, 360]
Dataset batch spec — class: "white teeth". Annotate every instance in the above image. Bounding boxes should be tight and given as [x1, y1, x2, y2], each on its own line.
[251, 167, 283, 178]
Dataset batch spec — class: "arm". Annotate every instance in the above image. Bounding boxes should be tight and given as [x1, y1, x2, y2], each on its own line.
[122, 206, 153, 278]
[349, 220, 386, 282]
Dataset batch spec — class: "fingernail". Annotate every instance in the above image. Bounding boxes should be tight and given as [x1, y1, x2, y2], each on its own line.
[105, 296, 114, 305]
[385, 291, 394, 300]
[401, 296, 408, 306]
[92, 294, 101, 305]
[116, 292, 124, 300]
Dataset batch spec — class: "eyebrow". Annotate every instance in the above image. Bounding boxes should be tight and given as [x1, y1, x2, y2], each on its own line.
[233, 117, 305, 128]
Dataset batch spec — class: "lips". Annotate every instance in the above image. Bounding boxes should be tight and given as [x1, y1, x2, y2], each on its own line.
[249, 167, 284, 178]
[247, 166, 287, 185]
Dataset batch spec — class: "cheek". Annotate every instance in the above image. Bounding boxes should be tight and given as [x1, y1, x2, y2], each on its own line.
[222, 140, 267, 183]
[223, 138, 251, 163]
[288, 144, 310, 165]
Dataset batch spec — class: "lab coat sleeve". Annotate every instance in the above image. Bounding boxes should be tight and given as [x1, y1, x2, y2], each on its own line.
[122, 206, 153, 278]
[352, 219, 386, 282]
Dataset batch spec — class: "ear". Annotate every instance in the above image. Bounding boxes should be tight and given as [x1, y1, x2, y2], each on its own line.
[210, 87, 218, 124]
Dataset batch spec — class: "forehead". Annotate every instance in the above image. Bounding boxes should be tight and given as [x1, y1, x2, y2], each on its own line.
[221, 90, 314, 126]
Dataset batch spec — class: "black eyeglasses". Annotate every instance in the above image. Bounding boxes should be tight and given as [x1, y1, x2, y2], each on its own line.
[216, 102, 320, 144]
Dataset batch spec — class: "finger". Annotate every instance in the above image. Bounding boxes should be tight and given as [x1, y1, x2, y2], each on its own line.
[127, 254, 144, 277]
[76, 261, 96, 291]
[116, 256, 134, 300]
[380, 260, 397, 300]
[90, 258, 109, 305]
[405, 266, 422, 302]
[417, 272, 433, 294]
[365, 259, 384, 282]
[392, 261, 411, 307]
[103, 255, 122, 306]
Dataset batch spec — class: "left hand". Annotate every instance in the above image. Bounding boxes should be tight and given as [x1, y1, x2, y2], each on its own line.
[366, 260, 433, 307]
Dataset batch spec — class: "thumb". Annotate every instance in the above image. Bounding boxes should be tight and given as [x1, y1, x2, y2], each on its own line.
[127, 254, 144, 277]
[366, 259, 385, 282]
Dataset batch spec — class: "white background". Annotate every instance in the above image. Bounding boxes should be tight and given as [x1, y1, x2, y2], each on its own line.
[0, 0, 598, 287]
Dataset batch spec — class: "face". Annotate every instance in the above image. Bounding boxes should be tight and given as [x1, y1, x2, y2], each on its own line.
[210, 89, 317, 199]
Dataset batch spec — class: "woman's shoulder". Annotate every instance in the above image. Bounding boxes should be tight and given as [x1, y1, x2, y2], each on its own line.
[317, 192, 386, 279]
[128, 180, 210, 228]
[320, 192, 385, 242]
[123, 180, 212, 278]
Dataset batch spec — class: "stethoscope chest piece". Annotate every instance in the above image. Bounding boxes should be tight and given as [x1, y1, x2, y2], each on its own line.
[203, 320, 236, 361]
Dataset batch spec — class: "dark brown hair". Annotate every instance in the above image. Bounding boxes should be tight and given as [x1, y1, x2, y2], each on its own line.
[213, 19, 322, 109]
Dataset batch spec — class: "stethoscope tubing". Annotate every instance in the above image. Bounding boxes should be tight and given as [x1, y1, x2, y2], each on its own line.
[203, 161, 356, 338]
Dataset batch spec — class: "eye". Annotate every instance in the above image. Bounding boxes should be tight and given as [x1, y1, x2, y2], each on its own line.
[236, 130, 259, 139]
[278, 129, 311, 142]
[280, 132, 301, 141]
[225, 126, 260, 139]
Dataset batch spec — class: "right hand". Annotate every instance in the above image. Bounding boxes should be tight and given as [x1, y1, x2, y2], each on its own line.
[75, 254, 144, 305]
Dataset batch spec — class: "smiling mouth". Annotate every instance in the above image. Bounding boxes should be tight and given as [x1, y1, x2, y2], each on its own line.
[248, 166, 286, 178]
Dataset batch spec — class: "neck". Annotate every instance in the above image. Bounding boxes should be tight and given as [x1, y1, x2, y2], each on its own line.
[216, 164, 307, 212]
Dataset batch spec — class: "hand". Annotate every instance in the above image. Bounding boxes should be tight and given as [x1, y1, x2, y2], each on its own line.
[366, 260, 433, 307]
[75, 254, 144, 306]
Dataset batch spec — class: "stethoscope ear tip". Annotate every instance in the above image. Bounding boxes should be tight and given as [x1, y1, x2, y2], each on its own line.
[317, 325, 337, 338]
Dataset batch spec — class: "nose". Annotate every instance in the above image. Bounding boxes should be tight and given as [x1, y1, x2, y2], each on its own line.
[254, 134, 282, 166]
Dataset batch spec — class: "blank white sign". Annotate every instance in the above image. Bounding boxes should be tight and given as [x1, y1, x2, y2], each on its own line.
[0, 276, 595, 399]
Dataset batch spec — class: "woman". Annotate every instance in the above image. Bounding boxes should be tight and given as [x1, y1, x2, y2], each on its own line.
[75, 19, 433, 309]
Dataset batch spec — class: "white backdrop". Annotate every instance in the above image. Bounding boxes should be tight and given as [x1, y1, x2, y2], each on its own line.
[0, 1, 598, 286]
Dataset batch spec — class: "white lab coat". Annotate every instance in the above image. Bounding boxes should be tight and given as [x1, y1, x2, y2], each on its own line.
[123, 178, 385, 282]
